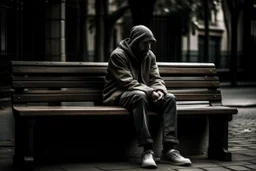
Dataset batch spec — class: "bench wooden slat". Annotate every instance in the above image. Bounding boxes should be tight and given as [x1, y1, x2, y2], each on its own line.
[12, 94, 102, 103]
[12, 84, 222, 103]
[163, 76, 219, 81]
[165, 81, 220, 88]
[12, 76, 105, 81]
[159, 68, 217, 75]
[11, 61, 108, 66]
[12, 81, 104, 88]
[12, 93, 221, 103]
[16, 89, 102, 94]
[12, 66, 107, 74]
[12, 61, 214, 67]
[12, 66, 216, 75]
[157, 62, 215, 67]
[13, 105, 237, 117]
[12, 89, 220, 94]
[12, 80, 219, 89]
[13, 76, 218, 81]
[169, 89, 221, 94]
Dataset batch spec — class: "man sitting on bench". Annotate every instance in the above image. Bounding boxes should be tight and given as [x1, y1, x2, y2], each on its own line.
[102, 25, 192, 168]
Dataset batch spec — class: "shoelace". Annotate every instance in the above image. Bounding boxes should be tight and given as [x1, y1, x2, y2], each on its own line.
[143, 151, 154, 160]
[169, 150, 182, 159]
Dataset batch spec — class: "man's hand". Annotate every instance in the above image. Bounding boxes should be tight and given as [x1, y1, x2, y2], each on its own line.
[152, 90, 165, 103]
[151, 91, 160, 102]
[156, 90, 164, 100]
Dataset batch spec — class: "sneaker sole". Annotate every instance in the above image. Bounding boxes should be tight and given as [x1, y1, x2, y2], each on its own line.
[141, 163, 158, 168]
[159, 159, 192, 166]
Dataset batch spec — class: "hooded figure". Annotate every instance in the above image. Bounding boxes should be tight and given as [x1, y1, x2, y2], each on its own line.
[102, 25, 192, 168]
[103, 25, 167, 105]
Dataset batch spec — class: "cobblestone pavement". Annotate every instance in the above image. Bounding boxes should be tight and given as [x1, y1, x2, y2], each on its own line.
[226, 107, 256, 170]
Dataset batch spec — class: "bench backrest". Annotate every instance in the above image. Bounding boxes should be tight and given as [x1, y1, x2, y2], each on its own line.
[11, 61, 222, 106]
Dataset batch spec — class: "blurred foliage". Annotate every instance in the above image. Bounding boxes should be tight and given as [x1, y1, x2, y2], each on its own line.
[110, 0, 221, 34]
[155, 0, 198, 15]
[103, 0, 221, 35]
[155, 0, 220, 34]
[111, 0, 128, 7]
[155, 0, 219, 17]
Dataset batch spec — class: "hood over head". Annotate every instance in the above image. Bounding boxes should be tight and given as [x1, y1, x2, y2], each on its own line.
[128, 25, 156, 47]
[117, 25, 156, 61]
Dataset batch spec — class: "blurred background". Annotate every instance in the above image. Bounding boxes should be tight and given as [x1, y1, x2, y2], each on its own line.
[0, 0, 256, 146]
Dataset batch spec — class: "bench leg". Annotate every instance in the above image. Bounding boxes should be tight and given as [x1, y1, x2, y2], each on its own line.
[13, 115, 23, 167]
[25, 118, 35, 169]
[208, 115, 232, 161]
[13, 116, 35, 170]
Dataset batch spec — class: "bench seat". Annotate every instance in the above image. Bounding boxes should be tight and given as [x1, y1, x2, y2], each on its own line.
[13, 105, 237, 116]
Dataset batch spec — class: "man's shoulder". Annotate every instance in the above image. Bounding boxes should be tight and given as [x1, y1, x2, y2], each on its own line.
[110, 47, 128, 60]
[111, 47, 125, 55]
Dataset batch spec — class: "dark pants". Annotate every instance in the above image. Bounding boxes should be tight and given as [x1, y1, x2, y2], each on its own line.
[119, 90, 179, 147]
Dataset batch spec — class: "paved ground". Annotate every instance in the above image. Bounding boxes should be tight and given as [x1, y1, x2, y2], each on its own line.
[0, 86, 256, 171]
[221, 87, 256, 107]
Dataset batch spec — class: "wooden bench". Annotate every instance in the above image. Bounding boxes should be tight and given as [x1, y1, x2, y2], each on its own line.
[11, 61, 238, 168]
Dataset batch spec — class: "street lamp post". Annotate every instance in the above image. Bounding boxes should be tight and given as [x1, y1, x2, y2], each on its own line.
[226, 0, 244, 86]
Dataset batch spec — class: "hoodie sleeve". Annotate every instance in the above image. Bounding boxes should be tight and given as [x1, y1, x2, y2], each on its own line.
[149, 55, 168, 94]
[108, 52, 155, 97]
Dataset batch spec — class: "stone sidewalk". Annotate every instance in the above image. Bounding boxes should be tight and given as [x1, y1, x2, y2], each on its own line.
[0, 86, 256, 171]
[221, 87, 256, 108]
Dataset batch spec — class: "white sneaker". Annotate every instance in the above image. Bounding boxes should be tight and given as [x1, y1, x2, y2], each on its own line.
[141, 150, 157, 168]
[160, 149, 192, 166]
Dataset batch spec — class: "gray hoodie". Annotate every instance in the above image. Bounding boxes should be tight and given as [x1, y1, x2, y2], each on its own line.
[102, 25, 167, 105]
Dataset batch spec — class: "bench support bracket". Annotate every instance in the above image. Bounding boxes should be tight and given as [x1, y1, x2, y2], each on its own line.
[13, 113, 35, 170]
[208, 115, 232, 161]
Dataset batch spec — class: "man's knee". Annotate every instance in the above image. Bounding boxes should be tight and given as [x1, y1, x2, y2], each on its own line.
[126, 90, 149, 109]
[165, 93, 176, 103]
[132, 90, 148, 101]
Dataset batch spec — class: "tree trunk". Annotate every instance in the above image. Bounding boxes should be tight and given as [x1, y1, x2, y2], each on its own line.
[203, 0, 209, 62]
[128, 0, 156, 27]
[95, 0, 105, 61]
[225, 0, 244, 86]
[103, 0, 110, 62]
[221, 0, 230, 52]
[14, 0, 23, 60]
[79, 0, 88, 61]
[103, 5, 129, 61]
[230, 12, 239, 86]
